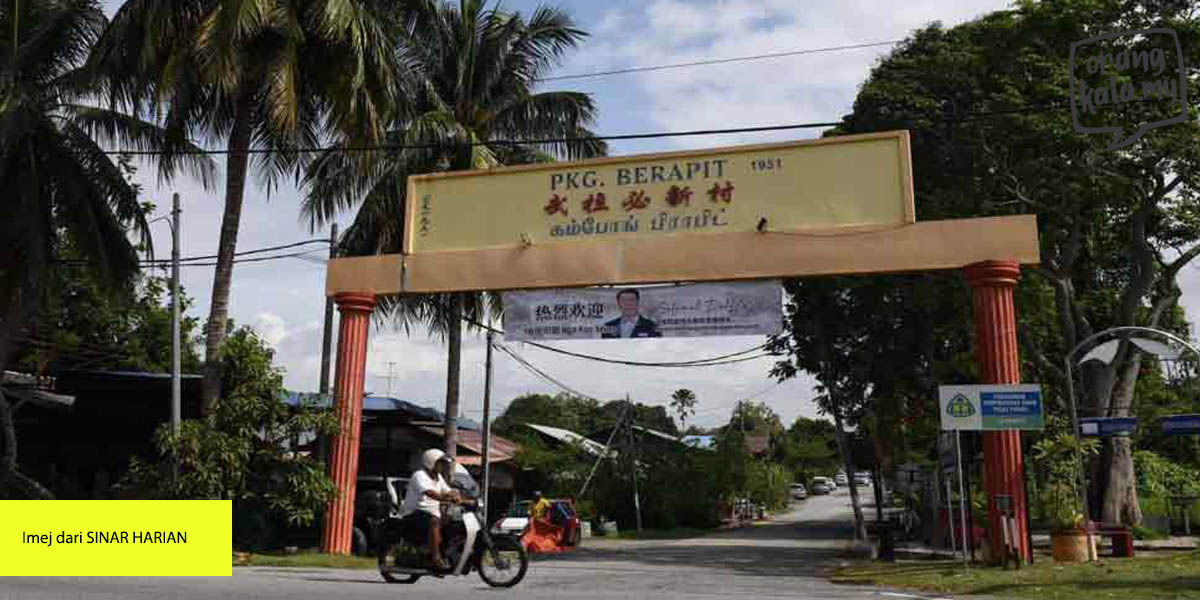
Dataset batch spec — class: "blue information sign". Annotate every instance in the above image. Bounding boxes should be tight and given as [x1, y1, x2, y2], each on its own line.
[979, 390, 1044, 430]
[1079, 417, 1137, 437]
[1161, 414, 1200, 435]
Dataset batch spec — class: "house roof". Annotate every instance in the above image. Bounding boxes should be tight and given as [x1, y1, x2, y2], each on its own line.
[282, 393, 482, 429]
[745, 435, 770, 455]
[526, 423, 610, 457]
[417, 426, 518, 463]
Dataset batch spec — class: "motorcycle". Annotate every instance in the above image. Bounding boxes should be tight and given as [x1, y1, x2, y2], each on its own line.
[377, 479, 529, 587]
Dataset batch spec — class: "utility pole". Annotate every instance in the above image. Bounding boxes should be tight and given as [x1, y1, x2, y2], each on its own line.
[627, 394, 643, 535]
[385, 362, 396, 397]
[170, 193, 181, 437]
[481, 330, 494, 517]
[318, 223, 338, 395]
[317, 223, 337, 473]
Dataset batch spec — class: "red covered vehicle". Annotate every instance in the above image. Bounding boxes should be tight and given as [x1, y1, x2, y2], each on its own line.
[491, 498, 581, 553]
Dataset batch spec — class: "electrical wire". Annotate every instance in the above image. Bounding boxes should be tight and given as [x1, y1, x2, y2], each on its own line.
[91, 94, 1193, 157]
[139, 250, 324, 267]
[141, 238, 329, 265]
[539, 41, 904, 81]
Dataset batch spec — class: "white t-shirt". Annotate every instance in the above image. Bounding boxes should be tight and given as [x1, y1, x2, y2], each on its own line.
[403, 470, 451, 517]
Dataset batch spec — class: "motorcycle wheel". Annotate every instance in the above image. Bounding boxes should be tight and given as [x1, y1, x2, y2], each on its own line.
[477, 537, 528, 588]
[378, 540, 422, 584]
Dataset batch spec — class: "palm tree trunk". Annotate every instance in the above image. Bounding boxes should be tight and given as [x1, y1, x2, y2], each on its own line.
[443, 294, 462, 460]
[201, 98, 255, 413]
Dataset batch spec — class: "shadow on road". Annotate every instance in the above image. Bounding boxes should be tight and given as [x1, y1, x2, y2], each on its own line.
[537, 515, 856, 579]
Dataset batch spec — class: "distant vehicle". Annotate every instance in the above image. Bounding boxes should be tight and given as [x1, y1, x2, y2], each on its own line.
[789, 483, 807, 500]
[854, 472, 871, 486]
[811, 477, 832, 495]
[492, 499, 582, 547]
[834, 472, 848, 487]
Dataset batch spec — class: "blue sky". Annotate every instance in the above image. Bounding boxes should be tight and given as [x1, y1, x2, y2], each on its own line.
[101, 0, 1165, 429]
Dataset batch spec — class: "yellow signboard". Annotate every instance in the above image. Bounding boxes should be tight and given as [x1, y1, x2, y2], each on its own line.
[405, 131, 914, 254]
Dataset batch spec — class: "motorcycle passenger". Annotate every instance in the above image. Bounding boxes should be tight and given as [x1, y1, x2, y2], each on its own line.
[402, 449, 460, 570]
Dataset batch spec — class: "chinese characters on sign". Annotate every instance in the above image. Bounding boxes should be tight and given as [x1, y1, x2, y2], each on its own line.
[539, 160, 735, 237]
[503, 281, 783, 342]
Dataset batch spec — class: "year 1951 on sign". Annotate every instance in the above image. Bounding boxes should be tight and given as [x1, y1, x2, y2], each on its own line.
[750, 157, 783, 172]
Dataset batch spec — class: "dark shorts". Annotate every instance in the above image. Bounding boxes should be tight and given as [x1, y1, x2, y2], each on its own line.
[405, 510, 439, 543]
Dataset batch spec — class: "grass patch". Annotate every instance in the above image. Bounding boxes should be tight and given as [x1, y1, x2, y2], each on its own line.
[236, 551, 377, 570]
[830, 550, 1200, 600]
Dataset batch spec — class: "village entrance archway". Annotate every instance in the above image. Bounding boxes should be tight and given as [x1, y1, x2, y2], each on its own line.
[319, 131, 1040, 562]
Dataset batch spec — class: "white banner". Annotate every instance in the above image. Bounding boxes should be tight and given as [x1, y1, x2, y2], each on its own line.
[502, 281, 783, 341]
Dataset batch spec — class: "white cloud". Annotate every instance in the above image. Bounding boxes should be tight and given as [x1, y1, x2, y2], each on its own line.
[253, 312, 289, 346]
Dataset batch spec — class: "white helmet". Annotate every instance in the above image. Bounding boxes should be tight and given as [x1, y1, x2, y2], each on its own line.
[422, 448, 445, 470]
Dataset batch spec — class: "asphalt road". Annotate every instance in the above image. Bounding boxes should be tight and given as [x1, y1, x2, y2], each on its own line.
[3, 489, 939, 600]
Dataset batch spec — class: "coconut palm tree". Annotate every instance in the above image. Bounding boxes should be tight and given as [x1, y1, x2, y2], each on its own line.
[0, 0, 213, 498]
[90, 0, 400, 411]
[301, 0, 606, 459]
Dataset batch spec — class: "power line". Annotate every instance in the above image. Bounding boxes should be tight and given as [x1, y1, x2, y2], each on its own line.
[141, 238, 329, 265]
[141, 250, 322, 268]
[494, 342, 603, 402]
[95, 92, 1193, 158]
[54, 239, 331, 268]
[102, 121, 842, 156]
[540, 40, 903, 81]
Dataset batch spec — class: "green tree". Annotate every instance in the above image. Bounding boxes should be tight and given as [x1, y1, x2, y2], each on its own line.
[779, 0, 1200, 526]
[726, 400, 782, 437]
[775, 417, 840, 484]
[91, 0, 400, 411]
[122, 327, 338, 548]
[493, 393, 602, 439]
[14, 268, 202, 374]
[0, 0, 210, 500]
[669, 388, 697, 432]
[300, 0, 605, 459]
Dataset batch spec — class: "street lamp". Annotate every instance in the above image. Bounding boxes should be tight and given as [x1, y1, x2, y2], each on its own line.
[147, 193, 181, 439]
[1063, 326, 1200, 553]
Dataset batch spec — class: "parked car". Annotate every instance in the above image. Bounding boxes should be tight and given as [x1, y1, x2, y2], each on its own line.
[834, 472, 848, 487]
[492, 498, 582, 547]
[352, 475, 409, 556]
[810, 477, 832, 495]
[854, 472, 871, 487]
[789, 483, 808, 500]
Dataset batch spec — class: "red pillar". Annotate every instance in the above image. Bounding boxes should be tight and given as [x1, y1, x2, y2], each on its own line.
[963, 260, 1030, 563]
[320, 292, 376, 555]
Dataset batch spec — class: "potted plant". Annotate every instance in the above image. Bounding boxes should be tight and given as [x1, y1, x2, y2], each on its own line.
[1033, 430, 1099, 563]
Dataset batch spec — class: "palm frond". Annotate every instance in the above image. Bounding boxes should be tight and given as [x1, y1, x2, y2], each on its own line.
[64, 103, 218, 187]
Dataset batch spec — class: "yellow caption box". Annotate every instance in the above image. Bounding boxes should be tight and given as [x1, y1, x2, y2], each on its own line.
[0, 500, 232, 576]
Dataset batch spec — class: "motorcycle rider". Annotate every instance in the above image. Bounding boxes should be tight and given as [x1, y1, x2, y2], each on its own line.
[402, 449, 460, 569]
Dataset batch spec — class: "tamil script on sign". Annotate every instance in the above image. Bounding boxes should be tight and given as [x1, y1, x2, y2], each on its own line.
[502, 281, 783, 342]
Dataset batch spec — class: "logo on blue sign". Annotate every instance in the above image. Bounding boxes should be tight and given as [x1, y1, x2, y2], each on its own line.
[947, 393, 975, 418]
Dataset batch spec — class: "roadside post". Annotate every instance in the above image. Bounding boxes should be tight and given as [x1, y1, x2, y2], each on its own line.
[939, 384, 1044, 564]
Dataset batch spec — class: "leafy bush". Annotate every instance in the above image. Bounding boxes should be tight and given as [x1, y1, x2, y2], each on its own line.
[1133, 451, 1200, 497]
[120, 327, 338, 548]
[1032, 431, 1099, 530]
